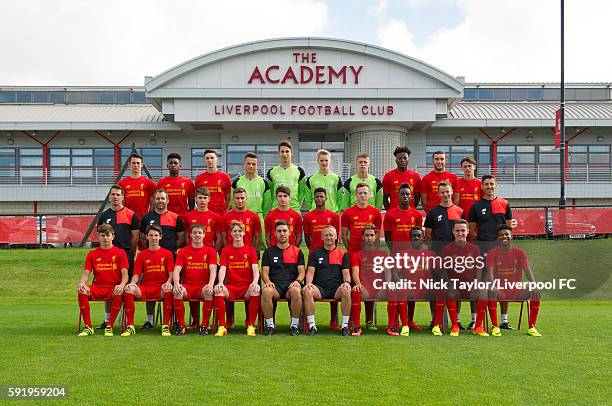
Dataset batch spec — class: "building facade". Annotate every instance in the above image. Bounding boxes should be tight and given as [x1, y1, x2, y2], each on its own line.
[0, 37, 611, 214]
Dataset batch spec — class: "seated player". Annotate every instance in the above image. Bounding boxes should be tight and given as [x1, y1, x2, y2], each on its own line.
[478, 224, 542, 337]
[213, 221, 261, 337]
[442, 219, 484, 336]
[303, 225, 352, 336]
[77, 224, 128, 337]
[350, 225, 387, 336]
[122, 224, 175, 337]
[172, 223, 218, 336]
[261, 220, 305, 336]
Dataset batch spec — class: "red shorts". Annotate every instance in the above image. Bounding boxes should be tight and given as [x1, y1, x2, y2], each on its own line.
[183, 283, 205, 301]
[137, 284, 164, 301]
[88, 285, 116, 301]
[226, 284, 250, 300]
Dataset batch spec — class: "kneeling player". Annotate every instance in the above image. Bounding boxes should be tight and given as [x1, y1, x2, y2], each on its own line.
[261, 220, 305, 336]
[77, 224, 128, 336]
[214, 221, 261, 336]
[350, 225, 387, 336]
[122, 225, 175, 336]
[478, 224, 542, 337]
[172, 223, 218, 336]
[303, 225, 352, 336]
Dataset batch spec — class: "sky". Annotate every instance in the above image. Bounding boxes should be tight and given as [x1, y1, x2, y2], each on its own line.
[1, 0, 610, 85]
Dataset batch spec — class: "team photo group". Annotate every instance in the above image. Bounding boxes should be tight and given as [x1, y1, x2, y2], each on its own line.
[76, 140, 543, 339]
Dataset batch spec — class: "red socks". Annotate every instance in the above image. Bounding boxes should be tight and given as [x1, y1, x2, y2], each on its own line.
[433, 300, 445, 327]
[124, 293, 135, 326]
[488, 300, 499, 327]
[173, 298, 186, 327]
[447, 300, 458, 327]
[78, 294, 92, 328]
[387, 301, 398, 329]
[202, 299, 214, 328]
[475, 300, 487, 330]
[214, 296, 226, 327]
[398, 301, 408, 327]
[247, 296, 260, 326]
[107, 294, 123, 327]
[163, 291, 173, 325]
[351, 290, 362, 327]
[529, 300, 540, 328]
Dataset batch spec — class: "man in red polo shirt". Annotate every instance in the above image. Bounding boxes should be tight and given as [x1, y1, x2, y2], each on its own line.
[184, 187, 222, 250]
[420, 150, 459, 212]
[195, 149, 231, 216]
[264, 185, 303, 247]
[454, 156, 482, 220]
[341, 183, 383, 256]
[383, 146, 421, 209]
[303, 187, 340, 251]
[118, 153, 155, 220]
[221, 188, 262, 250]
[156, 152, 195, 217]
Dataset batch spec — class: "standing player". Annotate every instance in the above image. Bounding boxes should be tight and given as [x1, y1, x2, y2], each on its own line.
[213, 221, 261, 337]
[184, 187, 222, 251]
[156, 152, 195, 217]
[195, 149, 232, 216]
[261, 220, 305, 336]
[95, 184, 139, 330]
[469, 175, 513, 329]
[383, 146, 421, 209]
[303, 226, 352, 336]
[303, 188, 340, 251]
[304, 149, 344, 213]
[264, 186, 303, 247]
[266, 140, 306, 212]
[342, 153, 383, 210]
[350, 225, 387, 336]
[221, 188, 262, 249]
[77, 224, 128, 337]
[477, 225, 542, 337]
[341, 183, 383, 256]
[420, 151, 459, 212]
[231, 152, 271, 242]
[424, 181, 463, 254]
[139, 189, 185, 328]
[117, 153, 155, 221]
[122, 225, 175, 337]
[383, 184, 424, 333]
[172, 223, 218, 336]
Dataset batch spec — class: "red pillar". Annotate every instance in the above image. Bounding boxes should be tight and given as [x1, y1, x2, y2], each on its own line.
[94, 131, 133, 177]
[491, 140, 498, 176]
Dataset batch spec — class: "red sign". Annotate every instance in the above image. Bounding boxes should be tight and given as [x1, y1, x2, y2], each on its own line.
[247, 51, 363, 85]
[554, 109, 561, 149]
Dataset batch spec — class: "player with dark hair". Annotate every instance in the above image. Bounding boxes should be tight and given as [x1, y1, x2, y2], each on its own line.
[303, 187, 340, 251]
[221, 188, 262, 249]
[420, 151, 459, 212]
[184, 187, 222, 251]
[77, 224, 129, 337]
[117, 153, 155, 220]
[304, 149, 344, 213]
[156, 152, 195, 216]
[469, 175, 514, 329]
[122, 224, 175, 337]
[454, 156, 481, 218]
[266, 140, 306, 212]
[172, 223, 219, 336]
[195, 149, 232, 216]
[341, 183, 383, 256]
[213, 221, 261, 337]
[342, 153, 383, 209]
[383, 146, 421, 210]
[261, 220, 305, 336]
[303, 225, 352, 336]
[264, 185, 303, 247]
[383, 183, 424, 333]
[424, 181, 463, 253]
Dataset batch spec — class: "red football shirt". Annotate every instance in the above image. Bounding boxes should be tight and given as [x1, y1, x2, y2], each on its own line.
[220, 245, 259, 287]
[457, 177, 482, 218]
[84, 246, 129, 286]
[303, 209, 340, 251]
[383, 207, 424, 247]
[118, 176, 156, 219]
[420, 170, 459, 212]
[264, 208, 303, 246]
[486, 246, 529, 282]
[133, 247, 175, 285]
[352, 248, 387, 284]
[341, 205, 382, 255]
[404, 246, 438, 274]
[183, 209, 222, 247]
[175, 245, 217, 285]
[156, 176, 195, 216]
[382, 168, 421, 208]
[440, 241, 482, 279]
[194, 170, 231, 215]
[222, 209, 262, 247]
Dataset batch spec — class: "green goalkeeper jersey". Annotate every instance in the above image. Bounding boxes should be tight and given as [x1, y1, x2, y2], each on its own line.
[231, 175, 270, 215]
[304, 171, 344, 213]
[266, 164, 306, 212]
[342, 174, 384, 209]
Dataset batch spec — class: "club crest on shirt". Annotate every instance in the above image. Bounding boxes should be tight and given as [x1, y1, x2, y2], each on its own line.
[96, 257, 102, 261]
[145, 259, 151, 263]
[188, 256, 193, 260]
[229, 256, 234, 259]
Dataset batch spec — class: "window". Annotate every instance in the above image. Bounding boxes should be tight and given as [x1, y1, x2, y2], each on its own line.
[16, 92, 31, 103]
[50, 92, 66, 104]
[19, 148, 43, 178]
[82, 92, 99, 104]
[492, 89, 511, 100]
[511, 89, 528, 100]
[478, 88, 493, 100]
[94, 148, 114, 168]
[66, 92, 82, 104]
[99, 92, 114, 104]
[31, 91, 50, 103]
[538, 145, 560, 165]
[463, 88, 477, 100]
[527, 89, 543, 100]
[121, 148, 163, 178]
[133, 92, 146, 103]
[115, 91, 130, 104]
[0, 92, 15, 103]
[226, 144, 278, 177]
[49, 148, 94, 178]
[299, 134, 346, 178]
[425, 145, 490, 175]
[0, 148, 16, 176]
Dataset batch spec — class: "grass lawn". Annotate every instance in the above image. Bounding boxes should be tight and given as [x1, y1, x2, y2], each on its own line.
[0, 240, 610, 404]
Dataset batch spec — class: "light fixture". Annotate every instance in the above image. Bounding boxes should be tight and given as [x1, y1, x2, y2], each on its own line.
[575, 127, 580, 133]
[32, 130, 37, 136]
[596, 135, 604, 142]
[231, 135, 239, 142]
[149, 132, 156, 137]
[7, 138, 14, 145]
[106, 130, 112, 136]
[526, 135, 534, 142]
[149, 138, 157, 145]
[78, 138, 85, 145]
[5, 131, 12, 137]
[527, 129, 533, 134]
[454, 135, 463, 143]
[500, 128, 505, 133]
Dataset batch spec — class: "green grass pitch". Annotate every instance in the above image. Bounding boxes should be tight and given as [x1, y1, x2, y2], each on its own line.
[0, 240, 610, 404]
